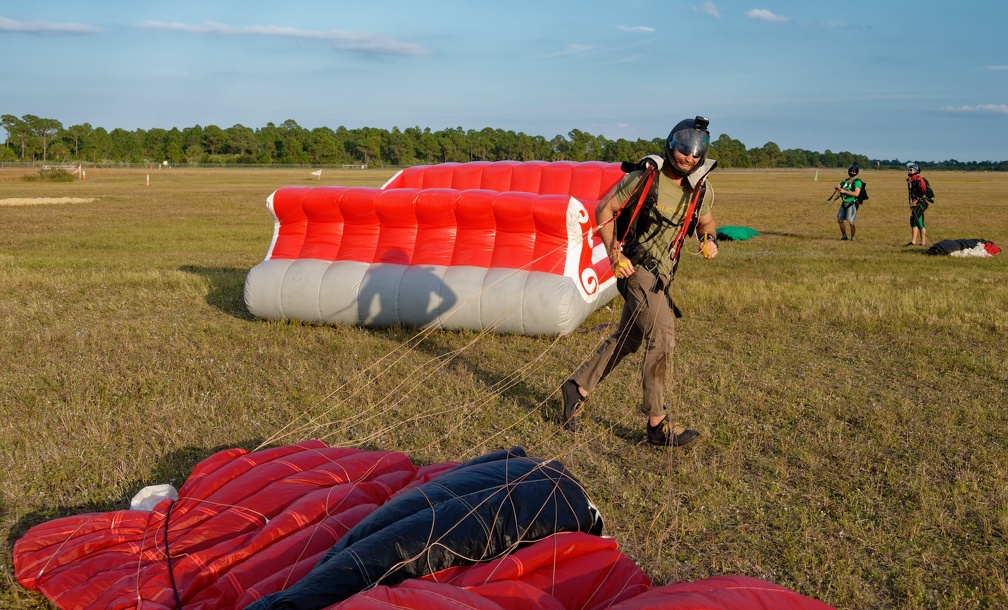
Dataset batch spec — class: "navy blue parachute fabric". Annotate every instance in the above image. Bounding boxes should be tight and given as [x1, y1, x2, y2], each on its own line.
[246, 447, 603, 610]
[926, 238, 985, 255]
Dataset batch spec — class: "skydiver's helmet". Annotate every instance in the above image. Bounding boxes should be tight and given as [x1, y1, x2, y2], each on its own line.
[907, 162, 921, 175]
[848, 164, 860, 176]
[663, 116, 711, 178]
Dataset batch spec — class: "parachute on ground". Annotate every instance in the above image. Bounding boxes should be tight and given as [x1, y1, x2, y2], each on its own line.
[14, 441, 835, 610]
[243, 161, 626, 336]
[715, 225, 759, 241]
[925, 238, 1001, 257]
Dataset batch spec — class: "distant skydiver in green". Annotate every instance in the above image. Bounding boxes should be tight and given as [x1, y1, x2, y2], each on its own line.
[834, 164, 864, 241]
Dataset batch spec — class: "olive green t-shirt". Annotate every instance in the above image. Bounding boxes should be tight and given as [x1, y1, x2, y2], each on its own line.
[612, 168, 713, 279]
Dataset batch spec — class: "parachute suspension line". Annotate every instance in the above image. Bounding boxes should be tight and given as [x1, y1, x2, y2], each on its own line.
[33, 514, 101, 581]
[303, 261, 561, 446]
[255, 322, 446, 450]
[318, 312, 567, 456]
[135, 510, 154, 605]
[319, 170, 668, 460]
[164, 497, 270, 524]
[269, 313, 509, 449]
[316, 332, 497, 447]
[163, 500, 184, 610]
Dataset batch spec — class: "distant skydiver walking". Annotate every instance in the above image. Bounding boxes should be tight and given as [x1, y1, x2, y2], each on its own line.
[905, 162, 930, 247]
[834, 164, 864, 241]
[560, 116, 720, 448]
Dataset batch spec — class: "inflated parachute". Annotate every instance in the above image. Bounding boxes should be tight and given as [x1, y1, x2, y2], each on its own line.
[14, 441, 836, 610]
[243, 161, 626, 336]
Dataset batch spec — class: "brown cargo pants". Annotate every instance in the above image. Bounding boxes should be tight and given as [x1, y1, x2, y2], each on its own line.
[570, 267, 675, 420]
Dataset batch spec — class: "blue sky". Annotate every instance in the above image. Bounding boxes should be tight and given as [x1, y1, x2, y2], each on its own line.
[2, 1, 1006, 162]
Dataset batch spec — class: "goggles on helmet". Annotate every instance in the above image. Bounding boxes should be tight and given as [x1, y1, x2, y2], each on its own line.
[669, 128, 710, 158]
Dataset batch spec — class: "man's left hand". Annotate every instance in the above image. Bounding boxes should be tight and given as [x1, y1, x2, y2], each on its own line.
[701, 240, 718, 259]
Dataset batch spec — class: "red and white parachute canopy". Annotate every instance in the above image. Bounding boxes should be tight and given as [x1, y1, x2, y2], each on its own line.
[243, 161, 626, 336]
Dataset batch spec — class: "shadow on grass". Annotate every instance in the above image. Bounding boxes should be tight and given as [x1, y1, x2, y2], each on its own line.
[601, 419, 649, 445]
[181, 265, 256, 320]
[751, 230, 805, 239]
[6, 439, 264, 572]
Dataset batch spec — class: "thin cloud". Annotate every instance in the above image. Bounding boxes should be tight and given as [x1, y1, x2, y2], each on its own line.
[596, 54, 647, 66]
[695, 2, 722, 19]
[134, 20, 431, 56]
[0, 15, 101, 34]
[616, 25, 655, 33]
[537, 38, 653, 63]
[942, 104, 1008, 114]
[536, 43, 595, 60]
[746, 9, 789, 24]
[982, 65, 1008, 71]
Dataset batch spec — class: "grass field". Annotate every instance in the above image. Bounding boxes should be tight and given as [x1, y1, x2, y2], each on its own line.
[1, 165, 1006, 609]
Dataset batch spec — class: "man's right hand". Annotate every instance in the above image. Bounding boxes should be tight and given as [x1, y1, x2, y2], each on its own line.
[611, 252, 635, 278]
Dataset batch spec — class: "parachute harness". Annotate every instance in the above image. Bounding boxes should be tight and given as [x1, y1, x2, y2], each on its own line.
[612, 165, 658, 255]
[610, 165, 707, 277]
[669, 179, 707, 265]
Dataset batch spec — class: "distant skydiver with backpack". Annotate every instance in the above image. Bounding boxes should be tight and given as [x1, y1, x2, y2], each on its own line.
[559, 116, 719, 448]
[905, 162, 929, 247]
[834, 163, 864, 241]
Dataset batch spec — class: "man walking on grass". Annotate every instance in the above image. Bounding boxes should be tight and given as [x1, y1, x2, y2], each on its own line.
[559, 116, 719, 448]
[835, 164, 864, 241]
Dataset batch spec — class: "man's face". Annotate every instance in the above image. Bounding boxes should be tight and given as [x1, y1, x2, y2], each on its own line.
[671, 148, 701, 173]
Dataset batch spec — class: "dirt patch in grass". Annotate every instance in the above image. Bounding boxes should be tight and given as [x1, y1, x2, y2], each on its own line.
[0, 197, 96, 206]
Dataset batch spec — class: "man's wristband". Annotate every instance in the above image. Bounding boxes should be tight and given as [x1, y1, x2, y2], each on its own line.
[699, 232, 717, 244]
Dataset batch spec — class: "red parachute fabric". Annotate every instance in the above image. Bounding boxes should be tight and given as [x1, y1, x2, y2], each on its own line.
[14, 441, 834, 610]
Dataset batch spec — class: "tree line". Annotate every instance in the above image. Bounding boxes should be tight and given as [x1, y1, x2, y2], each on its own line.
[3, 113, 1005, 171]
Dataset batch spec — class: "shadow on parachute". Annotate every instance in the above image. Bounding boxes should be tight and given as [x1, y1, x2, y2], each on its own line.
[182, 257, 457, 331]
